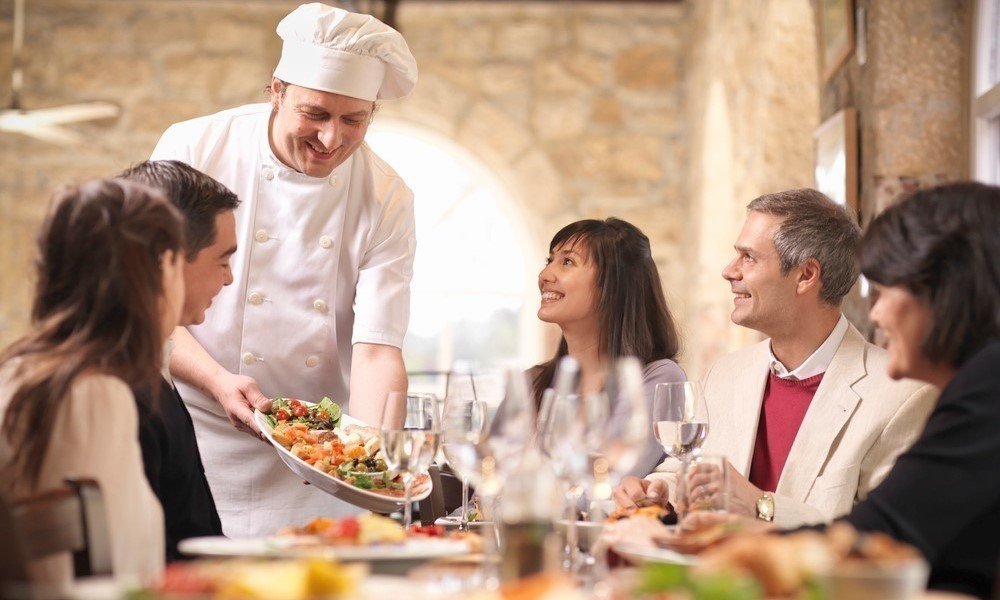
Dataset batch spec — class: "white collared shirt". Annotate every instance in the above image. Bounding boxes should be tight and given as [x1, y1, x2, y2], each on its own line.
[768, 314, 849, 380]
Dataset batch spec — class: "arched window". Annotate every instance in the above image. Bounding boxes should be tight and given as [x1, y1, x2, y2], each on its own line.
[367, 120, 544, 374]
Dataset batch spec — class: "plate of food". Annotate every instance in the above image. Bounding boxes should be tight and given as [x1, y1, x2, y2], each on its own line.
[254, 398, 432, 513]
[178, 515, 476, 574]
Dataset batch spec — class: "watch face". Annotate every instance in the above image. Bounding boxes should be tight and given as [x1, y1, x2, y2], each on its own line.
[757, 496, 774, 520]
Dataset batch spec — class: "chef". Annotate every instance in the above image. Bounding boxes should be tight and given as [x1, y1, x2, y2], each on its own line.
[149, 3, 417, 536]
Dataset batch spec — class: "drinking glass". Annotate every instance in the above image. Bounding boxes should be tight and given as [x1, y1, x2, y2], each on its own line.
[537, 357, 590, 571]
[441, 392, 488, 531]
[651, 381, 709, 520]
[380, 392, 441, 529]
[677, 454, 729, 523]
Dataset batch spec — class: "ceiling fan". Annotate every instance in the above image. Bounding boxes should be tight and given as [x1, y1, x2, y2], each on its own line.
[0, 0, 119, 145]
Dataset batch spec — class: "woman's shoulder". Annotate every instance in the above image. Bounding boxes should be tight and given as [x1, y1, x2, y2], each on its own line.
[642, 358, 687, 384]
[67, 373, 137, 421]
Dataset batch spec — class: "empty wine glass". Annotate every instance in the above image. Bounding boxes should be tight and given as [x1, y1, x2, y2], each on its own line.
[441, 390, 488, 531]
[380, 392, 441, 529]
[651, 382, 709, 521]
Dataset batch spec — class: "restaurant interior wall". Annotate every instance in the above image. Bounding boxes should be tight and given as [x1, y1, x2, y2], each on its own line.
[0, 0, 693, 372]
[0, 0, 975, 380]
[812, 0, 972, 338]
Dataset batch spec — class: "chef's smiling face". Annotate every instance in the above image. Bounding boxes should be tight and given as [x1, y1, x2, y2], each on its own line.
[537, 240, 599, 328]
[181, 210, 237, 326]
[268, 80, 374, 178]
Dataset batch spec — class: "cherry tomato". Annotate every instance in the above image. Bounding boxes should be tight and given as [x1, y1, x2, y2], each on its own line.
[289, 399, 302, 408]
[274, 408, 291, 421]
[292, 406, 308, 418]
[409, 524, 445, 537]
[332, 517, 360, 540]
[314, 410, 329, 421]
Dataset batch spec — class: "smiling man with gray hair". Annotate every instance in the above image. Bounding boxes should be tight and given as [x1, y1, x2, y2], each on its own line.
[615, 188, 938, 527]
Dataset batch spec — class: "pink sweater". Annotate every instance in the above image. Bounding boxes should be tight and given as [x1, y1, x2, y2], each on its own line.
[748, 372, 824, 492]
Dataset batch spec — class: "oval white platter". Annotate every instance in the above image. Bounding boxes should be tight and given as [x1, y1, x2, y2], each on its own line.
[254, 408, 432, 514]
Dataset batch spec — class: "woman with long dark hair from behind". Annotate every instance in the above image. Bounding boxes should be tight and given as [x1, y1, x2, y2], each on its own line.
[0, 180, 185, 585]
[532, 217, 685, 477]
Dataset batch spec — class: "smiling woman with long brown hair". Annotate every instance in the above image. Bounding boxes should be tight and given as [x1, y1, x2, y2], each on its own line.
[0, 179, 185, 585]
[531, 217, 686, 477]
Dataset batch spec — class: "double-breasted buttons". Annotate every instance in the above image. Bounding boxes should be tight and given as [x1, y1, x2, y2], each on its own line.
[255, 229, 269, 243]
[313, 299, 329, 313]
[305, 355, 320, 368]
[319, 235, 333, 249]
[242, 352, 257, 365]
[248, 292, 264, 305]
[262, 167, 275, 181]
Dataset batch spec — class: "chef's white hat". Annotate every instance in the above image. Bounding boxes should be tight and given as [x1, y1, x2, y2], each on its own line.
[273, 3, 417, 102]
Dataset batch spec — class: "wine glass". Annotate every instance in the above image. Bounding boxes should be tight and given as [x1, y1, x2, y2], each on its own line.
[651, 381, 709, 520]
[441, 391, 488, 531]
[380, 392, 441, 529]
[537, 357, 589, 571]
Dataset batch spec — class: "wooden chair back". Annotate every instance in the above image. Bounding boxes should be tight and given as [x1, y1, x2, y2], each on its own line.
[0, 478, 112, 598]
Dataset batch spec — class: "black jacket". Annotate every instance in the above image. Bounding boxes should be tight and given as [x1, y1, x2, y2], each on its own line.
[133, 378, 223, 562]
[844, 340, 1000, 598]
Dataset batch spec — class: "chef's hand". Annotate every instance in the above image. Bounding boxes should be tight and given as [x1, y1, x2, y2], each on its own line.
[613, 475, 670, 511]
[208, 371, 271, 439]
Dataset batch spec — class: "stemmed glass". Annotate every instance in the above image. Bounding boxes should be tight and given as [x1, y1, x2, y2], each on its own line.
[537, 357, 589, 571]
[650, 382, 709, 521]
[441, 386, 488, 531]
[584, 357, 650, 511]
[380, 392, 441, 529]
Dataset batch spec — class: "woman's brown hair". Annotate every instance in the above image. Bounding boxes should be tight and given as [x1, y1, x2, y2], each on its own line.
[0, 179, 184, 488]
[531, 218, 681, 405]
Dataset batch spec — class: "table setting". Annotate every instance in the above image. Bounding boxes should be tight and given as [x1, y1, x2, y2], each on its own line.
[51, 361, 972, 600]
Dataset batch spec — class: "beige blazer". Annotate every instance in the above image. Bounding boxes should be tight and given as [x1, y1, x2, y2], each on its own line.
[652, 324, 938, 527]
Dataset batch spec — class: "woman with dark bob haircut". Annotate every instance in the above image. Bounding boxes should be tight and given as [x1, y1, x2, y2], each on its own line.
[531, 217, 686, 476]
[0, 180, 186, 585]
[835, 181, 1000, 597]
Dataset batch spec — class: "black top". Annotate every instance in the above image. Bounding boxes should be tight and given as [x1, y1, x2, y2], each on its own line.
[842, 340, 1000, 599]
[133, 378, 223, 562]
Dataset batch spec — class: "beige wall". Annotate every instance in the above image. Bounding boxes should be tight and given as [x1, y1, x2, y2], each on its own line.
[815, 0, 971, 335]
[0, 0, 975, 377]
[681, 0, 820, 378]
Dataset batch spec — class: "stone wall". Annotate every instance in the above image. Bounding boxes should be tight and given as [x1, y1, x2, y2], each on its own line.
[0, 1, 691, 364]
[815, 0, 971, 334]
[680, 0, 820, 378]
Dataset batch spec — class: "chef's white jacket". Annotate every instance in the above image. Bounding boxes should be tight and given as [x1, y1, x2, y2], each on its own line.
[151, 103, 415, 536]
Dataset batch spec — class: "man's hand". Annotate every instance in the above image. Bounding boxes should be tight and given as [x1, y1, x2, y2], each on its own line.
[718, 460, 763, 518]
[612, 475, 670, 511]
[207, 370, 272, 438]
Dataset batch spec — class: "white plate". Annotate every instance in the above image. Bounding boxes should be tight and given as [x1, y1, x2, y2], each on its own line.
[178, 535, 469, 563]
[254, 408, 432, 513]
[613, 542, 698, 567]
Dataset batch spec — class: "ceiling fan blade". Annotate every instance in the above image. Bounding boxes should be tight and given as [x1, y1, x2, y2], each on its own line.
[3, 102, 120, 126]
[0, 116, 85, 145]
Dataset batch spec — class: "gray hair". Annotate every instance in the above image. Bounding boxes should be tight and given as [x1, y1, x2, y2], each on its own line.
[747, 188, 862, 305]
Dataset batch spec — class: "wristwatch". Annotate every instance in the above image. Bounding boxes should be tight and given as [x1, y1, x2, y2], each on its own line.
[755, 492, 775, 522]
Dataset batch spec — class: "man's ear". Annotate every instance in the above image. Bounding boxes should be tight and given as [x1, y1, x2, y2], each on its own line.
[796, 257, 822, 297]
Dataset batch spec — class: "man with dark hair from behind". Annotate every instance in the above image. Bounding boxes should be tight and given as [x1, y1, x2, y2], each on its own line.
[118, 159, 239, 560]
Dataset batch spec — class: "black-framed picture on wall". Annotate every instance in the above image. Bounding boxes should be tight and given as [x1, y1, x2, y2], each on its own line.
[813, 108, 859, 222]
[819, 0, 856, 82]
